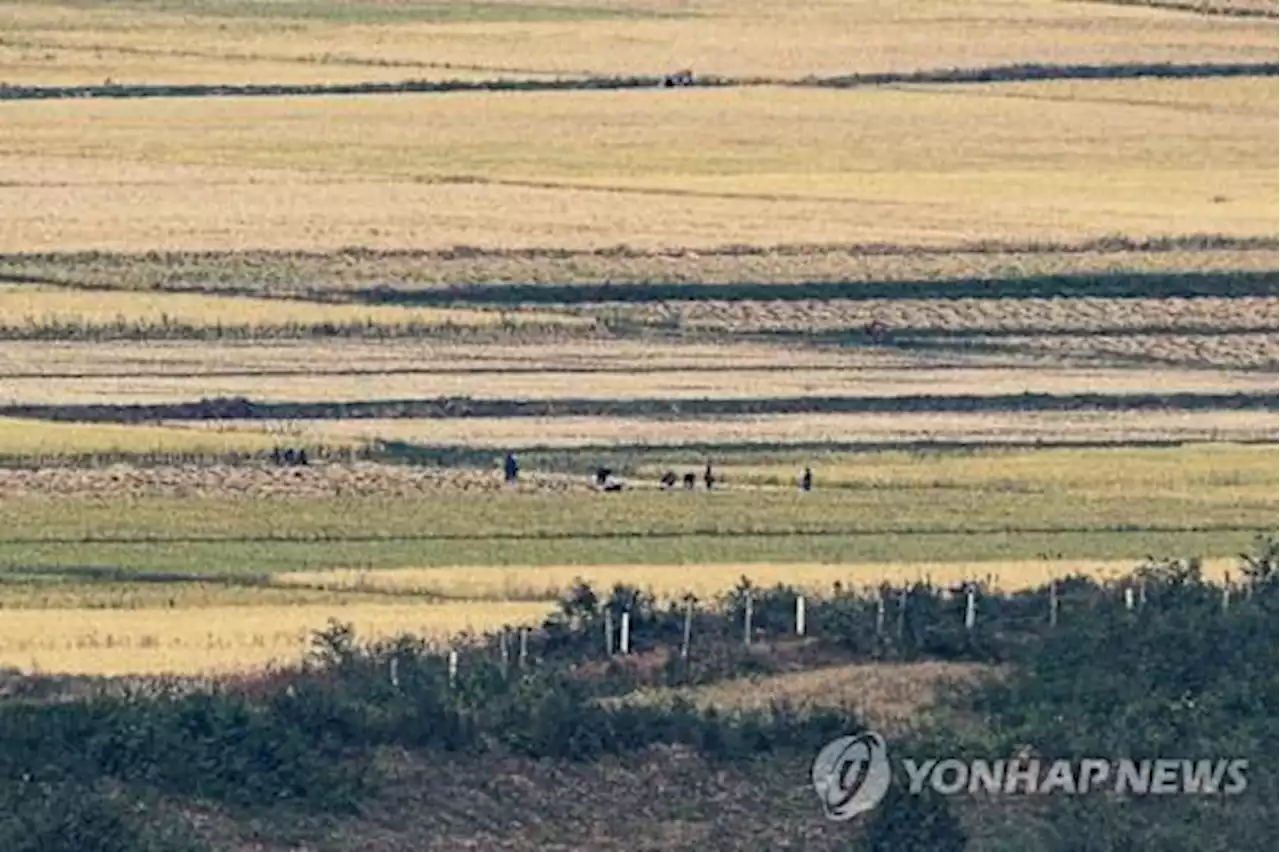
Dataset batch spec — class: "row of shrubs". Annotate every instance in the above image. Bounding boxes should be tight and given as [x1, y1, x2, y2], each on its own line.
[0, 543, 1274, 849]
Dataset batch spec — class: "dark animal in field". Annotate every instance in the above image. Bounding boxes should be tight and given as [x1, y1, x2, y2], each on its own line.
[683, 473, 697, 489]
[663, 68, 694, 87]
[660, 471, 678, 489]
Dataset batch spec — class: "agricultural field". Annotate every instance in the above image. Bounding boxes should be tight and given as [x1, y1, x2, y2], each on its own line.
[0, 0, 1275, 846]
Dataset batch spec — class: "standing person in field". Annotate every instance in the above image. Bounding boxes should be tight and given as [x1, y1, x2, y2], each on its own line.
[504, 452, 519, 486]
[800, 467, 813, 492]
[704, 461, 714, 491]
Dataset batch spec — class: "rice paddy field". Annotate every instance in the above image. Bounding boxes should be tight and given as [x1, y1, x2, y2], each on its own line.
[0, 0, 1275, 680]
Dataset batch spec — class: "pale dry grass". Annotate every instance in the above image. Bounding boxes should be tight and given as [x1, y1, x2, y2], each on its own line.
[276, 557, 1241, 602]
[3, 0, 1273, 82]
[0, 600, 553, 676]
[0, 283, 587, 330]
[0, 339, 899, 377]
[208, 410, 1279, 449]
[1, 79, 1273, 251]
[616, 660, 996, 733]
[4, 363, 1273, 406]
[0, 42, 515, 86]
[0, 415, 284, 456]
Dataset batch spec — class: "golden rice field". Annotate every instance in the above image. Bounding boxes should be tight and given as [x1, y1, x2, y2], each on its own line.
[276, 557, 1242, 603]
[3, 0, 1272, 84]
[204, 410, 1278, 450]
[0, 601, 554, 676]
[1, 78, 1274, 252]
[708, 443, 1279, 495]
[0, 283, 587, 331]
[0, 416, 288, 457]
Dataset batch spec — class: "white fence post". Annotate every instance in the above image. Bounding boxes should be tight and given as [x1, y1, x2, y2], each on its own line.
[964, 587, 976, 631]
[795, 595, 806, 637]
[875, 591, 885, 638]
[1124, 587, 1135, 612]
[743, 592, 754, 647]
[447, 649, 458, 689]
[1049, 579, 1059, 628]
[389, 656, 400, 689]
[604, 609, 614, 656]
[680, 599, 694, 661]
[620, 611, 631, 654]
[518, 627, 529, 668]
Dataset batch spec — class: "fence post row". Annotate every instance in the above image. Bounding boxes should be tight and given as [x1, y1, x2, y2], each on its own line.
[681, 599, 694, 661]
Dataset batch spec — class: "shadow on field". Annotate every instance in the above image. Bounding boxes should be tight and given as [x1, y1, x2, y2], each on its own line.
[349, 270, 1280, 307]
[1, 390, 1275, 423]
[0, 522, 1268, 546]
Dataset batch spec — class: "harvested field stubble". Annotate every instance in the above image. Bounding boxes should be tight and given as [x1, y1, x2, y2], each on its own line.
[4, 0, 1274, 84]
[3, 243, 1274, 296]
[0, 283, 590, 338]
[201, 410, 1279, 450]
[3, 364, 1273, 406]
[0, 462, 583, 499]
[1, 79, 1273, 251]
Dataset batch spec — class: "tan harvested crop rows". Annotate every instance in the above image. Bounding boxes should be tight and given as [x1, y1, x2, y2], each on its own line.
[197, 410, 1279, 452]
[4, 363, 1274, 406]
[5, 244, 1272, 295]
[0, 463, 586, 500]
[2, 78, 1274, 252]
[4, 0, 1273, 84]
[0, 283, 587, 331]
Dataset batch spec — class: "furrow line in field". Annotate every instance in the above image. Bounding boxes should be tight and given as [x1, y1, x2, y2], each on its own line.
[0, 61, 1273, 101]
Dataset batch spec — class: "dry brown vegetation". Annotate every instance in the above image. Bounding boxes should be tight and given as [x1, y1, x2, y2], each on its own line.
[3, 243, 1272, 295]
[616, 660, 996, 734]
[0, 462, 585, 499]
